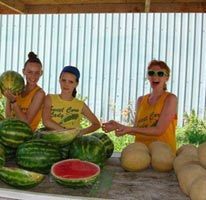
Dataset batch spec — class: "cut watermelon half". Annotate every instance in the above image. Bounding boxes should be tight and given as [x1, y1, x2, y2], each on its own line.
[51, 159, 100, 187]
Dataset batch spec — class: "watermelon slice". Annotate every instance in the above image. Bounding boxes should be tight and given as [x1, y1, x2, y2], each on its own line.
[51, 159, 100, 187]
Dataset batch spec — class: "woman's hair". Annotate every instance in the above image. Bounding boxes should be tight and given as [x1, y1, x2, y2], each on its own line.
[147, 59, 170, 90]
[24, 52, 42, 69]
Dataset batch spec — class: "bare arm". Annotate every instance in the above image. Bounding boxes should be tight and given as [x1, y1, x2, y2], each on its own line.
[4, 89, 45, 124]
[12, 89, 45, 124]
[42, 95, 65, 130]
[103, 94, 177, 137]
[80, 103, 101, 135]
[117, 93, 177, 136]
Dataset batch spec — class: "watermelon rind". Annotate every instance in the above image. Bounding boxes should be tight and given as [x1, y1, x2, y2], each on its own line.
[69, 135, 107, 167]
[51, 159, 100, 187]
[92, 132, 114, 159]
[0, 70, 25, 95]
[36, 128, 80, 146]
[0, 143, 5, 166]
[0, 118, 33, 148]
[16, 139, 62, 174]
[0, 166, 45, 188]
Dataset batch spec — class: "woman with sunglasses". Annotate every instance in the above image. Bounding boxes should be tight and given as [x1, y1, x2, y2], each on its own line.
[102, 60, 177, 152]
[4, 52, 45, 131]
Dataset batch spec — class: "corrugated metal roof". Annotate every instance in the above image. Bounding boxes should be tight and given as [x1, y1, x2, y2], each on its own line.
[0, 13, 206, 126]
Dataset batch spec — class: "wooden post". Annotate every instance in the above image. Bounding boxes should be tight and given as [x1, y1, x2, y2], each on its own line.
[145, 0, 151, 12]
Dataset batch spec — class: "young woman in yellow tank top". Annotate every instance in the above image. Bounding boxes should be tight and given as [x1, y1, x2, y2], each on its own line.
[42, 66, 100, 136]
[4, 52, 45, 131]
[102, 60, 178, 152]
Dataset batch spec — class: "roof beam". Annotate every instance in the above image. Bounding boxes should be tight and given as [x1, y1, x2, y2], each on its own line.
[0, 0, 26, 13]
[25, 2, 206, 13]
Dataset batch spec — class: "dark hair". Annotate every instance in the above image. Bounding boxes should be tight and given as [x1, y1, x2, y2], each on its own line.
[72, 89, 77, 97]
[24, 52, 42, 69]
[147, 59, 170, 91]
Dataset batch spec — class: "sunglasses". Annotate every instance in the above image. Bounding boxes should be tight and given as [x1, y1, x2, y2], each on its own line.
[147, 70, 168, 77]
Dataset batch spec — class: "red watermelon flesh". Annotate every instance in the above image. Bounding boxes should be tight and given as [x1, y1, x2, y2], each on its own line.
[53, 159, 99, 178]
[51, 159, 100, 187]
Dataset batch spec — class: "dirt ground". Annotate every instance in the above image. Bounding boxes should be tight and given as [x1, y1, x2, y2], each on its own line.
[0, 156, 189, 200]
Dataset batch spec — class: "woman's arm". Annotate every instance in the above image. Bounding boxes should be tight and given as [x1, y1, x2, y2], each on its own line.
[103, 94, 177, 137]
[80, 103, 101, 135]
[115, 93, 177, 136]
[12, 89, 45, 124]
[42, 95, 65, 130]
[4, 89, 45, 124]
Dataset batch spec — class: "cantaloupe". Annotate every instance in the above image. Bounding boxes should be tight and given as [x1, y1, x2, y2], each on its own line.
[177, 163, 206, 196]
[120, 142, 151, 172]
[149, 141, 175, 172]
[190, 175, 206, 200]
[198, 142, 206, 168]
[176, 144, 198, 157]
[173, 154, 199, 174]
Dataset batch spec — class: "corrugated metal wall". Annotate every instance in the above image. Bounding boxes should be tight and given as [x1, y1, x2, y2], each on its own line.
[0, 13, 206, 126]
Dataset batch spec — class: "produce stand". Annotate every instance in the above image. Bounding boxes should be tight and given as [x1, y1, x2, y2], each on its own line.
[0, 153, 189, 200]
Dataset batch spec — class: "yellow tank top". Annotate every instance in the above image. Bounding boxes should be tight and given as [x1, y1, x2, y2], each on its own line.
[49, 94, 84, 129]
[135, 92, 177, 152]
[15, 85, 42, 131]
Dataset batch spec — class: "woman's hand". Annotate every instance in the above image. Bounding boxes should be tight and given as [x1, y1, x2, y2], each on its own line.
[102, 120, 119, 132]
[4, 89, 18, 103]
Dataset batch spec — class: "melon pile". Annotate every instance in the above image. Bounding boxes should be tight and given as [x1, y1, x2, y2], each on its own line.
[174, 143, 206, 200]
[120, 141, 175, 172]
[0, 118, 114, 188]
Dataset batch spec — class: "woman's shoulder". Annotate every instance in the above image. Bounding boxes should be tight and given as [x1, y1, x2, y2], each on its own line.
[165, 92, 177, 99]
[73, 98, 84, 104]
[165, 92, 178, 104]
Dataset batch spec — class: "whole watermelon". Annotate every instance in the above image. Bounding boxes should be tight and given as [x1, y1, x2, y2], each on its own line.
[69, 135, 106, 167]
[16, 139, 63, 174]
[0, 118, 33, 148]
[0, 143, 5, 166]
[0, 70, 25, 95]
[92, 132, 114, 159]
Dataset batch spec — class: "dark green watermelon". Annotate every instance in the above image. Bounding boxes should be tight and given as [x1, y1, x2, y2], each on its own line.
[92, 132, 114, 159]
[0, 118, 33, 148]
[69, 135, 106, 167]
[16, 139, 62, 174]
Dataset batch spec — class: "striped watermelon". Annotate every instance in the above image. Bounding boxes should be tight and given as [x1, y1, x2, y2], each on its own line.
[16, 139, 63, 174]
[0, 70, 25, 95]
[51, 159, 100, 187]
[0, 118, 33, 148]
[36, 127, 80, 146]
[0, 166, 45, 188]
[69, 135, 106, 167]
[0, 143, 5, 166]
[92, 132, 114, 159]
